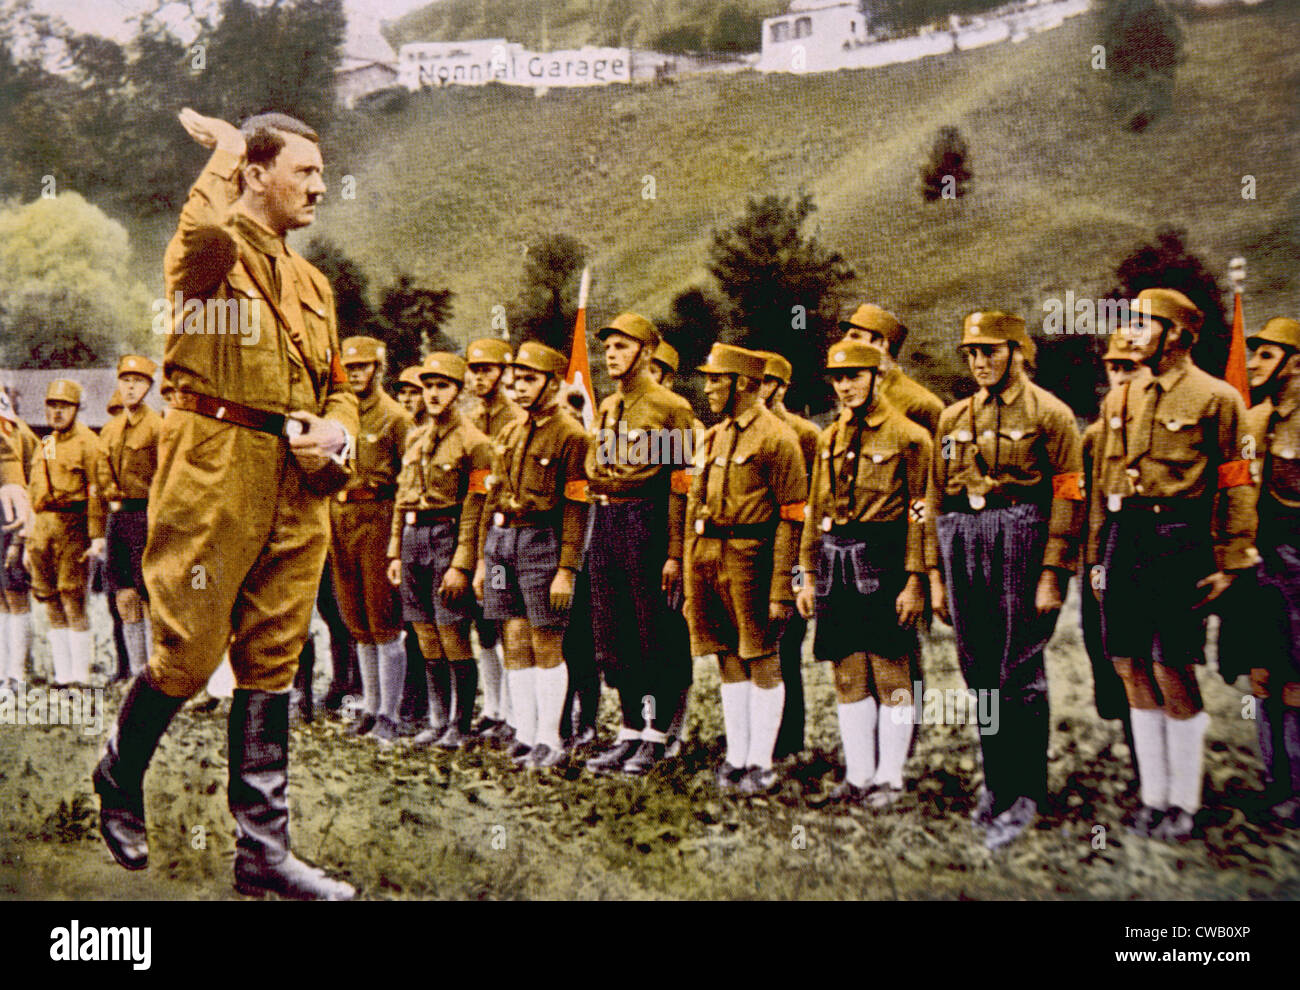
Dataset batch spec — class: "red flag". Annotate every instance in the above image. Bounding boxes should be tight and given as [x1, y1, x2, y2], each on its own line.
[564, 266, 596, 429]
[1225, 291, 1249, 404]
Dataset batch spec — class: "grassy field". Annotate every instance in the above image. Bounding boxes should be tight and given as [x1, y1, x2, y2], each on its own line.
[3, 586, 1299, 900]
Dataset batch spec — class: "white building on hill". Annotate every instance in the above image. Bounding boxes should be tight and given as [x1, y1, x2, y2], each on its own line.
[760, 1, 871, 72]
[337, 13, 400, 107]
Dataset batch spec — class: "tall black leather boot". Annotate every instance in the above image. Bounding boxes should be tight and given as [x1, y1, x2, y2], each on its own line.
[293, 638, 315, 723]
[228, 689, 355, 900]
[92, 673, 187, 870]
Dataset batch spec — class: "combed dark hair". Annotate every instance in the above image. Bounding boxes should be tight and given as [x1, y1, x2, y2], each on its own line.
[239, 112, 318, 169]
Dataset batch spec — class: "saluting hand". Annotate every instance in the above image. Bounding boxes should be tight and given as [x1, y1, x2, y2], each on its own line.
[929, 569, 951, 625]
[178, 108, 246, 157]
[439, 567, 468, 604]
[1193, 570, 1236, 610]
[795, 585, 815, 621]
[550, 567, 575, 613]
[896, 574, 925, 630]
[386, 558, 402, 588]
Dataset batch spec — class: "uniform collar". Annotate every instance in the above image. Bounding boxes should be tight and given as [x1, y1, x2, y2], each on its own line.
[232, 210, 286, 259]
[124, 403, 148, 427]
[729, 403, 762, 432]
[1149, 353, 1192, 393]
[976, 369, 1026, 408]
[432, 407, 462, 441]
[1275, 393, 1300, 420]
[617, 371, 653, 402]
[357, 387, 380, 415]
[839, 398, 887, 429]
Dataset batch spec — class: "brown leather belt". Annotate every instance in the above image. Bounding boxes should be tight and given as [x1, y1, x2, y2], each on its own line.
[405, 507, 460, 526]
[173, 391, 291, 437]
[109, 498, 148, 512]
[491, 510, 556, 529]
[694, 519, 775, 540]
[337, 486, 396, 504]
[44, 501, 87, 514]
[588, 492, 654, 505]
[940, 490, 1045, 514]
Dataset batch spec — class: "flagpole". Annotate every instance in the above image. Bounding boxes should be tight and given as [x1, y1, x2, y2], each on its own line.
[1225, 256, 1249, 404]
[565, 266, 597, 430]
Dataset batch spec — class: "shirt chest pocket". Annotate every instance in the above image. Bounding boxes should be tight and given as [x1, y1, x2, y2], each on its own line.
[851, 448, 902, 497]
[522, 451, 558, 500]
[121, 431, 156, 476]
[996, 425, 1040, 475]
[1151, 416, 1204, 465]
[724, 446, 765, 501]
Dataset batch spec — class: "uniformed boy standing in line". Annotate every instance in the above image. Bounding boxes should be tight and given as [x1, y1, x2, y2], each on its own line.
[396, 365, 426, 422]
[472, 342, 588, 769]
[648, 341, 679, 387]
[796, 342, 931, 806]
[1088, 289, 1256, 842]
[581, 313, 694, 776]
[465, 338, 526, 741]
[332, 336, 412, 744]
[839, 304, 943, 436]
[685, 344, 807, 795]
[927, 312, 1085, 849]
[388, 352, 491, 749]
[96, 356, 163, 678]
[0, 389, 36, 688]
[1241, 317, 1300, 826]
[27, 379, 106, 686]
[754, 351, 819, 761]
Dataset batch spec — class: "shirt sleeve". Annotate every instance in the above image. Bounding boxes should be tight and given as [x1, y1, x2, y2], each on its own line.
[164, 148, 242, 298]
[904, 430, 933, 574]
[558, 428, 589, 572]
[1042, 403, 1084, 571]
[84, 434, 107, 541]
[453, 438, 493, 574]
[769, 433, 808, 605]
[1213, 390, 1259, 571]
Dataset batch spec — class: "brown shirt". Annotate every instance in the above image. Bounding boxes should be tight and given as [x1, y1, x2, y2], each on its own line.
[1246, 396, 1300, 517]
[772, 404, 820, 474]
[390, 409, 492, 570]
[30, 420, 106, 538]
[482, 404, 589, 572]
[1088, 355, 1256, 571]
[471, 392, 526, 440]
[96, 404, 163, 502]
[881, 366, 944, 436]
[163, 148, 357, 439]
[686, 403, 808, 603]
[800, 400, 933, 576]
[346, 388, 412, 498]
[0, 417, 37, 487]
[927, 370, 1084, 571]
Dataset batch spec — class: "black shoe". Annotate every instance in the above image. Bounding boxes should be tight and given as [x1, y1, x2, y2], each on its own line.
[738, 766, 779, 796]
[585, 738, 639, 775]
[235, 852, 356, 901]
[435, 725, 466, 750]
[472, 716, 503, 738]
[322, 685, 348, 713]
[349, 713, 376, 737]
[526, 743, 566, 769]
[411, 723, 447, 747]
[715, 761, 746, 793]
[1151, 807, 1195, 842]
[621, 740, 664, 776]
[508, 742, 534, 766]
[92, 675, 186, 871]
[1123, 804, 1166, 838]
[865, 782, 904, 810]
[984, 797, 1038, 850]
[568, 726, 598, 751]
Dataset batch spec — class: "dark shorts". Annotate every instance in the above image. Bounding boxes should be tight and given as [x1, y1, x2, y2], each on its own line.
[1099, 511, 1215, 668]
[0, 520, 29, 594]
[482, 523, 569, 629]
[1221, 513, 1300, 682]
[400, 520, 473, 627]
[812, 526, 916, 662]
[105, 508, 148, 597]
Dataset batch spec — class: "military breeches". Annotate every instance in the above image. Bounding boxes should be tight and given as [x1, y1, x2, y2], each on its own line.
[143, 411, 329, 698]
[330, 499, 401, 643]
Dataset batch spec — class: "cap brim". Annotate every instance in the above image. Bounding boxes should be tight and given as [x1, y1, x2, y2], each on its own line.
[957, 335, 1009, 349]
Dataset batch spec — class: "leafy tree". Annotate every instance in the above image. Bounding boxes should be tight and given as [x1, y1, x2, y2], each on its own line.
[708, 3, 763, 53]
[1099, 0, 1185, 131]
[509, 233, 589, 352]
[920, 125, 972, 202]
[373, 274, 456, 385]
[655, 286, 727, 422]
[303, 237, 375, 334]
[705, 192, 856, 414]
[651, 24, 705, 54]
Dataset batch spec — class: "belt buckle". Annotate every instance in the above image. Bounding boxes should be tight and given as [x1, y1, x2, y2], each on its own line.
[109, 500, 122, 512]
[337, 491, 348, 503]
[694, 518, 705, 535]
[405, 511, 416, 525]
[1107, 494, 1123, 512]
[594, 492, 610, 506]
[493, 511, 506, 527]
[967, 492, 986, 510]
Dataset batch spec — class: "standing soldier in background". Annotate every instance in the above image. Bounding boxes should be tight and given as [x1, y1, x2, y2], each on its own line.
[332, 336, 412, 744]
[396, 365, 426, 422]
[582, 314, 694, 776]
[839, 304, 943, 435]
[27, 379, 105, 687]
[686, 345, 807, 795]
[1089, 289, 1256, 842]
[1239, 317, 1300, 826]
[473, 342, 588, 769]
[796, 342, 931, 806]
[97, 356, 163, 678]
[465, 338, 525, 741]
[94, 108, 358, 899]
[648, 341, 679, 387]
[928, 312, 1085, 849]
[389, 352, 491, 749]
[755, 350, 820, 762]
[0, 390, 35, 689]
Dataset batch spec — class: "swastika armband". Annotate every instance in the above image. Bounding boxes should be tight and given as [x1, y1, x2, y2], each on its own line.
[564, 479, 589, 502]
[779, 501, 806, 522]
[468, 468, 489, 495]
[329, 349, 348, 387]
[1051, 472, 1084, 501]
[670, 469, 692, 495]
[1217, 459, 1252, 489]
[909, 498, 926, 523]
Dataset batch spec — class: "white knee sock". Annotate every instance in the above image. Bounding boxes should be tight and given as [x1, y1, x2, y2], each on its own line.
[534, 663, 568, 749]
[876, 701, 914, 788]
[720, 681, 752, 768]
[376, 636, 406, 722]
[746, 682, 785, 771]
[207, 657, 234, 699]
[122, 620, 148, 675]
[356, 642, 379, 715]
[1130, 707, 1169, 810]
[6, 612, 27, 684]
[1166, 710, 1210, 814]
[142, 612, 153, 659]
[508, 667, 537, 747]
[48, 626, 71, 684]
[0, 613, 12, 682]
[476, 643, 503, 720]
[66, 628, 92, 684]
[837, 697, 877, 787]
[496, 643, 513, 725]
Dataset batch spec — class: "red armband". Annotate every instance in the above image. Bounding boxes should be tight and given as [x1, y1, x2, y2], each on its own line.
[467, 468, 489, 495]
[1051, 472, 1084, 501]
[564, 479, 589, 502]
[329, 349, 348, 387]
[670, 469, 692, 495]
[779, 501, 806, 522]
[1217, 459, 1252, 489]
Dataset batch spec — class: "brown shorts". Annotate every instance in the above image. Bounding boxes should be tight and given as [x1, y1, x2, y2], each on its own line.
[28, 511, 89, 601]
[684, 536, 777, 659]
[330, 500, 402, 643]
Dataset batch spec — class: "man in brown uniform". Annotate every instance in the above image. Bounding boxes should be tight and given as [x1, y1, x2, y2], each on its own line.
[796, 342, 931, 806]
[465, 337, 526, 740]
[755, 350, 820, 761]
[396, 364, 425, 422]
[96, 355, 163, 678]
[581, 313, 695, 776]
[94, 108, 358, 899]
[332, 336, 412, 744]
[649, 341, 679, 387]
[389, 352, 491, 749]
[928, 312, 1085, 849]
[686, 344, 808, 795]
[1090, 289, 1257, 842]
[27, 379, 105, 687]
[0, 390, 36, 689]
[840, 304, 943, 436]
[472, 342, 588, 769]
